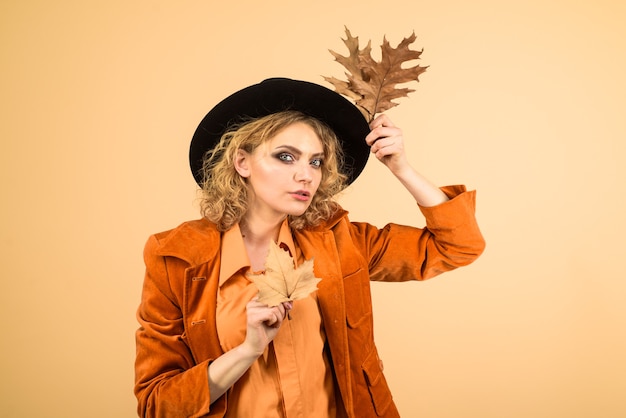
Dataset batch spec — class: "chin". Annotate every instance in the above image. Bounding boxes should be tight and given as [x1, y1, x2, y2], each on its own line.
[284, 205, 311, 218]
[287, 210, 308, 218]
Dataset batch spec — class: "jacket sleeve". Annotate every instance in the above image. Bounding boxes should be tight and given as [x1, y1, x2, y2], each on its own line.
[350, 185, 486, 281]
[134, 235, 220, 418]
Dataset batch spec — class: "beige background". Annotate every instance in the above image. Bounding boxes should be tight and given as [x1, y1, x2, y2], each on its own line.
[1, 1, 625, 417]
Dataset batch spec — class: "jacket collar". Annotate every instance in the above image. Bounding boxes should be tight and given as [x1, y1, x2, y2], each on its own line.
[154, 218, 220, 266]
[153, 206, 349, 266]
[301, 206, 348, 232]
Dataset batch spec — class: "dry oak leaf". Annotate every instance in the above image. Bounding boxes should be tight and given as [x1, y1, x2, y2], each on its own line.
[323, 27, 427, 122]
[248, 241, 322, 307]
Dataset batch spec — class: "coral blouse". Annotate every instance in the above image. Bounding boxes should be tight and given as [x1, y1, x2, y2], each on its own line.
[216, 222, 337, 417]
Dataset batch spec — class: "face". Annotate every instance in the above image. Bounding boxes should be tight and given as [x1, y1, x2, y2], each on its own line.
[235, 122, 325, 221]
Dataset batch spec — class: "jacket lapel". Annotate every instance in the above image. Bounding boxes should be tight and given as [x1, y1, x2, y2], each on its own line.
[296, 229, 354, 415]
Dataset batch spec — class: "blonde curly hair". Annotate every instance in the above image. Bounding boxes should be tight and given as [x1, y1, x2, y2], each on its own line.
[199, 111, 348, 231]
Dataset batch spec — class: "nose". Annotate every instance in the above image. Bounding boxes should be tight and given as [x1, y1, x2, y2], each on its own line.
[294, 162, 313, 183]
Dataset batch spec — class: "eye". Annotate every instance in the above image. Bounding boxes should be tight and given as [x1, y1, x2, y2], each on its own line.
[276, 152, 294, 163]
[310, 158, 323, 168]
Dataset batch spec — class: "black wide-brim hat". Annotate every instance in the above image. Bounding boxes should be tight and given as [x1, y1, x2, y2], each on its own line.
[189, 78, 371, 186]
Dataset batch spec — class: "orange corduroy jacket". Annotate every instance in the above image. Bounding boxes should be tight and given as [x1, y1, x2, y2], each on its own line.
[135, 185, 485, 418]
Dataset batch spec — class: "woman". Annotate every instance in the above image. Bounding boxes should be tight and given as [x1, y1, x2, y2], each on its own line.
[135, 78, 485, 417]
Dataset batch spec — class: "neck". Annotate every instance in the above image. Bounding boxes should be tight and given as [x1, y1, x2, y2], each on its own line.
[240, 213, 286, 272]
[240, 213, 286, 247]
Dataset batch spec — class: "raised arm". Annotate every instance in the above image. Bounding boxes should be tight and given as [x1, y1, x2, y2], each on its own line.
[366, 114, 448, 207]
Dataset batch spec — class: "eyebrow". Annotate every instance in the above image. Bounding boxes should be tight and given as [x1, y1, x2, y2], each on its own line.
[274, 145, 324, 158]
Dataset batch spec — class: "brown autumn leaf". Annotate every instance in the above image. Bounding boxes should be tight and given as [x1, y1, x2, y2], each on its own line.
[248, 241, 322, 307]
[323, 27, 428, 122]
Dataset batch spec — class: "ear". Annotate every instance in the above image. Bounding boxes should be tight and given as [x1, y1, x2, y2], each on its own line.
[234, 149, 251, 178]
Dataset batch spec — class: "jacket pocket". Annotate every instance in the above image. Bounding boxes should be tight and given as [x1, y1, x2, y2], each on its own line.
[343, 268, 372, 328]
[362, 347, 393, 416]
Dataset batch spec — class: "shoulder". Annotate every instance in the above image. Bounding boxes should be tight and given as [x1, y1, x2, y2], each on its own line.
[144, 218, 221, 266]
[302, 205, 351, 232]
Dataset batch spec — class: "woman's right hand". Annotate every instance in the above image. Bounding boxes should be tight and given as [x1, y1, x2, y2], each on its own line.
[207, 297, 292, 403]
[241, 297, 292, 356]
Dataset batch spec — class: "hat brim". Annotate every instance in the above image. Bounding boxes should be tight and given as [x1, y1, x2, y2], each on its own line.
[189, 78, 371, 186]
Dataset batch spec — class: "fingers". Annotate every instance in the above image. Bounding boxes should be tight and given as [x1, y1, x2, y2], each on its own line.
[365, 114, 402, 148]
[282, 301, 293, 320]
[369, 113, 396, 131]
[267, 304, 285, 326]
[371, 138, 399, 160]
[368, 129, 404, 160]
[262, 303, 293, 328]
[246, 298, 293, 327]
[364, 114, 410, 173]
[264, 311, 281, 327]
[243, 298, 293, 355]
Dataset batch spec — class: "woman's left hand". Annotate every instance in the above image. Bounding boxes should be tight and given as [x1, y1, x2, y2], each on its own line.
[365, 114, 449, 207]
[365, 114, 410, 175]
